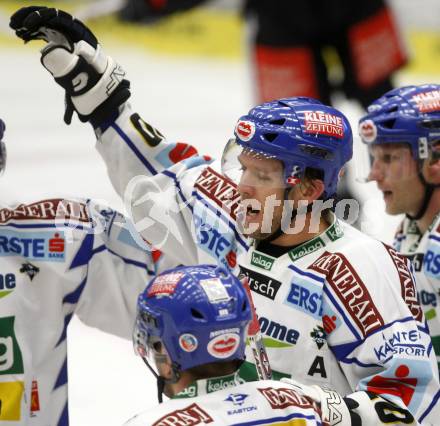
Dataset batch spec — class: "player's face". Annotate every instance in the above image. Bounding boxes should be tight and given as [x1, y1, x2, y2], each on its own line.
[368, 144, 424, 215]
[237, 152, 286, 239]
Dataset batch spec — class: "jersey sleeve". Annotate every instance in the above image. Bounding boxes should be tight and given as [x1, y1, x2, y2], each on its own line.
[74, 200, 177, 339]
[312, 243, 440, 424]
[95, 103, 214, 262]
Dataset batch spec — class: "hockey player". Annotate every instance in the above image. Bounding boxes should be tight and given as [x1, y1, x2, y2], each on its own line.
[10, 7, 440, 423]
[0, 119, 174, 424]
[127, 264, 334, 425]
[359, 84, 440, 371]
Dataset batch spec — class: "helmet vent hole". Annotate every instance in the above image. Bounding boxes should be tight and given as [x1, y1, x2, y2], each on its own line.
[241, 300, 248, 312]
[269, 119, 286, 125]
[382, 119, 396, 129]
[191, 308, 206, 320]
[421, 120, 440, 130]
[263, 133, 278, 142]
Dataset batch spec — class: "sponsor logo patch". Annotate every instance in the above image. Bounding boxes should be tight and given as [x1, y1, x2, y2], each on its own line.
[0, 273, 16, 299]
[0, 230, 65, 262]
[288, 238, 325, 261]
[152, 403, 213, 426]
[195, 167, 240, 220]
[206, 375, 242, 393]
[412, 90, 440, 113]
[424, 247, 440, 278]
[373, 330, 427, 361]
[251, 251, 275, 271]
[225, 393, 258, 416]
[0, 199, 89, 224]
[235, 120, 256, 142]
[285, 275, 323, 320]
[366, 361, 424, 408]
[20, 263, 39, 281]
[31, 380, 40, 413]
[225, 393, 249, 406]
[207, 333, 240, 359]
[239, 266, 281, 301]
[384, 245, 423, 322]
[258, 316, 300, 346]
[303, 111, 344, 139]
[0, 381, 24, 421]
[179, 334, 198, 353]
[322, 314, 340, 335]
[148, 272, 184, 297]
[258, 387, 314, 410]
[310, 326, 326, 349]
[200, 278, 230, 303]
[309, 251, 384, 336]
[359, 119, 377, 143]
[0, 317, 24, 375]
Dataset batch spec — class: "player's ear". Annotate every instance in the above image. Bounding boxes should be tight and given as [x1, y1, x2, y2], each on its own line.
[424, 142, 440, 184]
[298, 178, 325, 201]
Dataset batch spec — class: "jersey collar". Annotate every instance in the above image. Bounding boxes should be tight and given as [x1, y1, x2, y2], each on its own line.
[173, 372, 242, 399]
[286, 212, 344, 262]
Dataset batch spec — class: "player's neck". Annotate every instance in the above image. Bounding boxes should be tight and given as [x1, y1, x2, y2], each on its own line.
[270, 210, 331, 247]
[416, 189, 440, 234]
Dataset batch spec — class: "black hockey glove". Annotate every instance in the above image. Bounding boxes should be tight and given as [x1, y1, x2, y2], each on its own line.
[10, 6, 130, 127]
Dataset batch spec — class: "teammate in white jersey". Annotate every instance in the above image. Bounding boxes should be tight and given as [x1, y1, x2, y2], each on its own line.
[359, 84, 440, 371]
[0, 119, 173, 424]
[11, 7, 440, 423]
[127, 264, 336, 426]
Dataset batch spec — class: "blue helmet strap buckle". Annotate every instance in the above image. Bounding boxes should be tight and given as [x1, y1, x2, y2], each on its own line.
[418, 137, 429, 160]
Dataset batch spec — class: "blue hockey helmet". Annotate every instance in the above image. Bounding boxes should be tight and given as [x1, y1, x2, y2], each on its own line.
[222, 97, 353, 199]
[0, 119, 6, 176]
[359, 84, 440, 160]
[134, 264, 252, 376]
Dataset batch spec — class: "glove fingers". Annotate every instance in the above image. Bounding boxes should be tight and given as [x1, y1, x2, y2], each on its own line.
[24, 9, 97, 48]
[9, 6, 45, 29]
[10, 6, 48, 41]
[10, 7, 98, 48]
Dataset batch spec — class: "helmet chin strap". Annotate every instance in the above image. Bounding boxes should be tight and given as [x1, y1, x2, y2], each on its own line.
[405, 166, 439, 221]
[141, 356, 181, 404]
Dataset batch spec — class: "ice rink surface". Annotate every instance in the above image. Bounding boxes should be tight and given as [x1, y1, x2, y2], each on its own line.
[0, 41, 416, 424]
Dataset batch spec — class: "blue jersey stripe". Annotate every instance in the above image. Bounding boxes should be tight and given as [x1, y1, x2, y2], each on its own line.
[111, 122, 157, 175]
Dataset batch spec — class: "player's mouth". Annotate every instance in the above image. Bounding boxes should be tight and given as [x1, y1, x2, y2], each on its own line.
[237, 201, 263, 231]
[382, 190, 393, 203]
[246, 205, 261, 218]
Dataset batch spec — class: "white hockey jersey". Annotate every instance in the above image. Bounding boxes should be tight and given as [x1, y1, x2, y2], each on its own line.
[394, 214, 440, 371]
[124, 375, 324, 426]
[95, 103, 440, 424]
[0, 198, 171, 425]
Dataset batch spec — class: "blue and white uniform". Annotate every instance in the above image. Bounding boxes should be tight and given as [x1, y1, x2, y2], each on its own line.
[0, 198, 171, 425]
[124, 374, 324, 426]
[94, 103, 440, 424]
[394, 214, 440, 371]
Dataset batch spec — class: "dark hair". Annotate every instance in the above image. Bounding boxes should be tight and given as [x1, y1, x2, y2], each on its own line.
[185, 359, 242, 380]
[304, 167, 324, 181]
